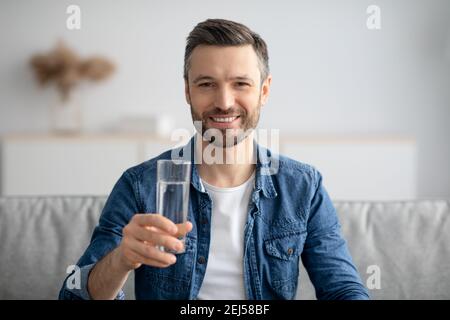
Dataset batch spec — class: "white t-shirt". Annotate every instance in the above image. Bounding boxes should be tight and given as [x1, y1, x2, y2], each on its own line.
[197, 172, 255, 300]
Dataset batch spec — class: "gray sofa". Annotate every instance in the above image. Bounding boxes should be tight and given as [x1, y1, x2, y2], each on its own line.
[0, 196, 449, 299]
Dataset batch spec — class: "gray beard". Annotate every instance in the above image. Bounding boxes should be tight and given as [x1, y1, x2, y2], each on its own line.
[189, 95, 261, 148]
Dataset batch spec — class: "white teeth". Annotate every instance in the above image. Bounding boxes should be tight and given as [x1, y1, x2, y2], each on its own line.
[211, 117, 237, 123]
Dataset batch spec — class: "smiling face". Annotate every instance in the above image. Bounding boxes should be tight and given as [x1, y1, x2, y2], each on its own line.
[185, 44, 271, 147]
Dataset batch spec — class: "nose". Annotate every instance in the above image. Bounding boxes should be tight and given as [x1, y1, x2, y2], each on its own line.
[214, 86, 235, 111]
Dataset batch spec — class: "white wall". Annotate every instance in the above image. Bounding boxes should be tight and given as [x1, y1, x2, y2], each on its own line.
[0, 0, 449, 198]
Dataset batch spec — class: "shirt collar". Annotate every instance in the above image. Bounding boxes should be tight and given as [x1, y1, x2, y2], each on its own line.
[172, 135, 278, 199]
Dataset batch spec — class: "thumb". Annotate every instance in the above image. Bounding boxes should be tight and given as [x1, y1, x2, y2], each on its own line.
[175, 221, 193, 238]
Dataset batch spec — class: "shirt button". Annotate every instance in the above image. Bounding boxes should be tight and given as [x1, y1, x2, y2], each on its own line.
[201, 218, 208, 225]
[287, 248, 294, 255]
[197, 256, 206, 264]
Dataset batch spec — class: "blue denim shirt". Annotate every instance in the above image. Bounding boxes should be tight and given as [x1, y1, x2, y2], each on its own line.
[59, 136, 369, 300]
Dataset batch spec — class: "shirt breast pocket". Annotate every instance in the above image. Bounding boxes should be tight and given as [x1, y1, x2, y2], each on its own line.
[264, 230, 307, 298]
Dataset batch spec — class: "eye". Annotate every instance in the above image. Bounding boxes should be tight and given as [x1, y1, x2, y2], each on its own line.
[236, 82, 250, 87]
[198, 82, 214, 88]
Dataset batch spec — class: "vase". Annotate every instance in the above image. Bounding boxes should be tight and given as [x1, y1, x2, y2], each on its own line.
[50, 95, 83, 134]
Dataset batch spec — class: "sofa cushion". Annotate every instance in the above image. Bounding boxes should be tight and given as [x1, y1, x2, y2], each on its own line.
[0, 196, 449, 299]
[298, 200, 450, 299]
[0, 197, 111, 299]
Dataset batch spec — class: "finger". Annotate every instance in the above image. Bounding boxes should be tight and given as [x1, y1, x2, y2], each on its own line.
[128, 238, 177, 266]
[147, 221, 193, 238]
[134, 214, 177, 235]
[127, 246, 174, 268]
[132, 225, 183, 252]
[175, 221, 193, 239]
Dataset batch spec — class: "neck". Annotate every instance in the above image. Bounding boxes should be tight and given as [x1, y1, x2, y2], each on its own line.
[195, 131, 256, 188]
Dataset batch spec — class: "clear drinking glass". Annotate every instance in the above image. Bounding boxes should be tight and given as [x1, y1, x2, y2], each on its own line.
[156, 159, 191, 254]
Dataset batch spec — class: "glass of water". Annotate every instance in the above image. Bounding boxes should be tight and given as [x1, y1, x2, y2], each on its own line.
[156, 159, 191, 254]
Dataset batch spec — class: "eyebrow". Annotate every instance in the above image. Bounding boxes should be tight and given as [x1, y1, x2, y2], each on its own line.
[192, 75, 255, 85]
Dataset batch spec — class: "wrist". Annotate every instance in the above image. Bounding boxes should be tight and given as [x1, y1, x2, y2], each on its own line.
[113, 246, 134, 274]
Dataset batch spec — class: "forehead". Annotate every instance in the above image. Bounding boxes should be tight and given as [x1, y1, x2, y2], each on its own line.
[188, 44, 260, 80]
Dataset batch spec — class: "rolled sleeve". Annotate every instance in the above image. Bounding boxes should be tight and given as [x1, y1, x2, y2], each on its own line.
[301, 169, 370, 300]
[58, 170, 139, 300]
[59, 263, 125, 300]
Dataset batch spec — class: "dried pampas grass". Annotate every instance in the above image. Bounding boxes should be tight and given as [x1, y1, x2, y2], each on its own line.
[30, 41, 115, 101]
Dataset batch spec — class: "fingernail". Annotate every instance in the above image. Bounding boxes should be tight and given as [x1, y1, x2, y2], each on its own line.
[171, 255, 177, 264]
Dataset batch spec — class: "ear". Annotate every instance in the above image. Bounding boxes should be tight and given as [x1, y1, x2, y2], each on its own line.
[260, 75, 272, 106]
[184, 80, 191, 105]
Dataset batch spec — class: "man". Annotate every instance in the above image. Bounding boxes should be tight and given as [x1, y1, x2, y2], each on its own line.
[59, 18, 369, 300]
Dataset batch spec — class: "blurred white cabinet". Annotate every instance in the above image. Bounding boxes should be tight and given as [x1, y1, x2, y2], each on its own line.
[280, 137, 417, 200]
[0, 134, 175, 196]
[0, 133, 417, 200]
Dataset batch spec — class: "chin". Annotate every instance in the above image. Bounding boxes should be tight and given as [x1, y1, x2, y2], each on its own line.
[210, 130, 252, 148]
